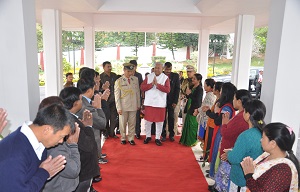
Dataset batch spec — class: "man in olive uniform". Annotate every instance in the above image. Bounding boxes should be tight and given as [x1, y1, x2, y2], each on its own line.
[114, 63, 141, 145]
[180, 65, 196, 124]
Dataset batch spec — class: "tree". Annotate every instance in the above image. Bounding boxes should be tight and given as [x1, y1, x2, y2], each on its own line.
[209, 34, 229, 56]
[36, 24, 43, 52]
[157, 33, 185, 60]
[254, 27, 268, 54]
[180, 33, 199, 51]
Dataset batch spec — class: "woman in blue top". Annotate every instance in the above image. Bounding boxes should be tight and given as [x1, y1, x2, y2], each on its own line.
[225, 100, 266, 192]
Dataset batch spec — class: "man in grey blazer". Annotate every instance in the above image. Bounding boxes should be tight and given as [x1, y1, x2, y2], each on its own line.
[76, 78, 108, 164]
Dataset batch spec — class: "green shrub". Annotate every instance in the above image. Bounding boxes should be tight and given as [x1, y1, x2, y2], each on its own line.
[124, 56, 138, 63]
[151, 56, 166, 66]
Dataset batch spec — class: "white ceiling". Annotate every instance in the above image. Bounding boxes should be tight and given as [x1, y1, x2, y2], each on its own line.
[35, 0, 271, 34]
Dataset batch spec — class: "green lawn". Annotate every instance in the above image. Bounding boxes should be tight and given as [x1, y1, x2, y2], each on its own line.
[206, 56, 264, 77]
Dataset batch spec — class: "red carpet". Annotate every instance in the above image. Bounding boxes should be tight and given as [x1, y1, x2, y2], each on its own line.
[93, 136, 208, 192]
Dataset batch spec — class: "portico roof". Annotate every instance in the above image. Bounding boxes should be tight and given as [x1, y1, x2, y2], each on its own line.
[35, 0, 271, 33]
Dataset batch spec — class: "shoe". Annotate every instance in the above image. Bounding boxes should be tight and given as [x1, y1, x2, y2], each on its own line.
[92, 177, 102, 183]
[205, 170, 209, 173]
[101, 153, 107, 158]
[155, 139, 162, 146]
[136, 134, 141, 139]
[144, 137, 151, 144]
[98, 158, 108, 164]
[161, 137, 166, 142]
[90, 186, 98, 192]
[121, 140, 126, 145]
[116, 129, 120, 134]
[170, 137, 175, 142]
[197, 156, 205, 162]
[208, 185, 217, 192]
[113, 135, 119, 139]
[206, 173, 210, 178]
[128, 140, 136, 145]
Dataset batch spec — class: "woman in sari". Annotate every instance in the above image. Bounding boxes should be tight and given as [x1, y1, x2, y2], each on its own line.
[214, 89, 252, 191]
[226, 100, 265, 191]
[179, 73, 203, 146]
[201, 82, 223, 162]
[207, 82, 236, 180]
[241, 122, 300, 192]
[195, 79, 216, 143]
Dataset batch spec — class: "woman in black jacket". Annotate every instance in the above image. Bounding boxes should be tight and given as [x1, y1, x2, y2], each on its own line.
[179, 73, 203, 146]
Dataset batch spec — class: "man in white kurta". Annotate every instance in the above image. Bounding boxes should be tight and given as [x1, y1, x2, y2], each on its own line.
[141, 62, 170, 146]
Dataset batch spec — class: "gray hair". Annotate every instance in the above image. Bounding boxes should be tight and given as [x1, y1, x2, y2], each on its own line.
[154, 62, 163, 67]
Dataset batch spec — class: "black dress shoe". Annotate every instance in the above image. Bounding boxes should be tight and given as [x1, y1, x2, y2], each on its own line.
[205, 170, 209, 173]
[161, 137, 166, 142]
[155, 139, 162, 146]
[128, 140, 136, 145]
[92, 177, 102, 183]
[170, 137, 175, 142]
[121, 140, 126, 145]
[144, 137, 151, 144]
[136, 134, 141, 139]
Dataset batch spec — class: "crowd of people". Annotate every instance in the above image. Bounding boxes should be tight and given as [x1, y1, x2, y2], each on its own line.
[0, 60, 298, 192]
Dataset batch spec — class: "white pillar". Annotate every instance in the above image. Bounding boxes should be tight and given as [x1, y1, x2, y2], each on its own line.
[231, 15, 255, 90]
[0, 0, 40, 134]
[42, 9, 63, 97]
[197, 29, 210, 80]
[84, 27, 95, 69]
[261, 0, 300, 154]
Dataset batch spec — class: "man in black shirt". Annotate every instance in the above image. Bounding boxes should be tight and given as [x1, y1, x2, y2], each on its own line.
[161, 62, 180, 142]
[100, 61, 119, 138]
[129, 60, 143, 139]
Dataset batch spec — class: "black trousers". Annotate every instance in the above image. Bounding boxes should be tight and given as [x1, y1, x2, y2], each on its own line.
[106, 102, 118, 137]
[162, 104, 175, 138]
[204, 126, 214, 160]
[135, 109, 141, 136]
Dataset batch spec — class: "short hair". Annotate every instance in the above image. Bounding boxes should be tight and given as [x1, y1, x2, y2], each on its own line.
[155, 62, 163, 67]
[77, 78, 95, 94]
[65, 73, 73, 78]
[39, 96, 63, 110]
[129, 60, 137, 66]
[33, 104, 75, 134]
[164, 62, 172, 68]
[79, 67, 89, 78]
[103, 61, 111, 67]
[179, 71, 183, 74]
[59, 87, 82, 110]
[80, 68, 95, 81]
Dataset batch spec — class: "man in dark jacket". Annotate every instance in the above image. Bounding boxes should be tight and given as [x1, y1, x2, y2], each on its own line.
[59, 87, 100, 192]
[161, 62, 180, 142]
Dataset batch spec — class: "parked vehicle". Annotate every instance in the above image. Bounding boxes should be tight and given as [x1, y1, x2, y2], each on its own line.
[212, 67, 264, 97]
